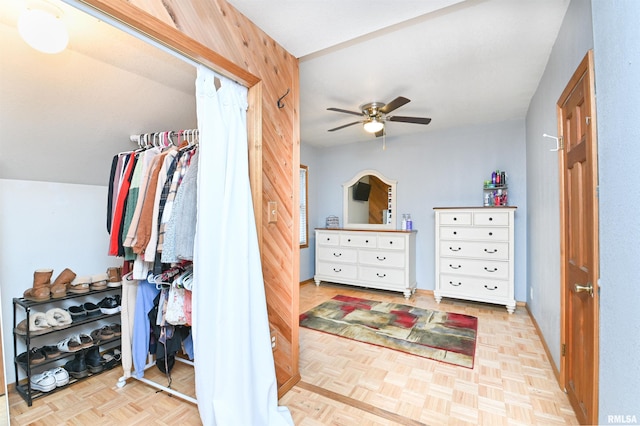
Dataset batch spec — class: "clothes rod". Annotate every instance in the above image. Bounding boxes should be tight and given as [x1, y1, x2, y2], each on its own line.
[129, 129, 199, 144]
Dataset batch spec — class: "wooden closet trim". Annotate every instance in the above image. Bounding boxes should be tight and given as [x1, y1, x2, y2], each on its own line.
[76, 0, 264, 245]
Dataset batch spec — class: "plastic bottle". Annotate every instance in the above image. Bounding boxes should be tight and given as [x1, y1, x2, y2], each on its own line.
[496, 170, 501, 185]
[491, 171, 497, 185]
[401, 214, 407, 231]
[406, 214, 412, 231]
[501, 171, 506, 186]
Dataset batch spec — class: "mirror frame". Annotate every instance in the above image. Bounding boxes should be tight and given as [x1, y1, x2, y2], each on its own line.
[343, 169, 397, 230]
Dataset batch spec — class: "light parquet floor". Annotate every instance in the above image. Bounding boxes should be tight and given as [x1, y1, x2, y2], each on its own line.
[8, 282, 579, 425]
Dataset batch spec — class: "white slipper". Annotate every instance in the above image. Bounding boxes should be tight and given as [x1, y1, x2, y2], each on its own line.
[69, 275, 91, 294]
[90, 273, 108, 290]
[30, 370, 57, 392]
[29, 312, 52, 334]
[46, 308, 72, 330]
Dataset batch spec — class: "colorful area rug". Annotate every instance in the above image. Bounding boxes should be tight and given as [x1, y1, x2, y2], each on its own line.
[300, 295, 478, 368]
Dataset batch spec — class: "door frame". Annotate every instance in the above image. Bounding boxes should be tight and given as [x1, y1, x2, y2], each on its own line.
[557, 49, 599, 424]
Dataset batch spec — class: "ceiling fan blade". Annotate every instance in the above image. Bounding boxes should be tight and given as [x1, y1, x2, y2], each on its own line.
[379, 96, 410, 114]
[328, 121, 362, 132]
[327, 107, 363, 116]
[388, 115, 432, 125]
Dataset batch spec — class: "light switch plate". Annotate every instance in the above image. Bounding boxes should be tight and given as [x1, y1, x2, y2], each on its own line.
[268, 201, 277, 223]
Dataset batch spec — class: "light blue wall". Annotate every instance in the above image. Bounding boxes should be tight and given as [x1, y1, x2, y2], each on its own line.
[302, 119, 527, 301]
[300, 143, 320, 281]
[525, 0, 593, 369]
[592, 0, 640, 422]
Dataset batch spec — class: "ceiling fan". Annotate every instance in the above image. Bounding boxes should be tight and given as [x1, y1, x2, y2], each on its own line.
[327, 96, 431, 137]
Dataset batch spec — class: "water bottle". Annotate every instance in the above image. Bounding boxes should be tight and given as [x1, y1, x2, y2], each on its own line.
[401, 214, 407, 231]
[406, 214, 412, 231]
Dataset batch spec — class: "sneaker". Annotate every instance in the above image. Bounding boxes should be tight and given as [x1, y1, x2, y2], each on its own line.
[98, 296, 121, 314]
[67, 305, 86, 323]
[30, 371, 57, 392]
[50, 367, 69, 387]
[83, 302, 101, 318]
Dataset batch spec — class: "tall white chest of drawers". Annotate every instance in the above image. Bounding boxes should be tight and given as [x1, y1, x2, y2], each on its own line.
[434, 207, 517, 313]
[314, 229, 417, 299]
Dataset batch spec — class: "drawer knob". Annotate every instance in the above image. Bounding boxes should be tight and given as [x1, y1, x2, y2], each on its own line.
[488, 232, 493, 236]
[453, 231, 457, 235]
[453, 217, 457, 221]
[484, 267, 498, 273]
[333, 268, 342, 273]
[449, 281, 461, 287]
[484, 284, 498, 290]
[389, 241, 393, 245]
[333, 252, 341, 257]
[489, 217, 493, 221]
[449, 247, 461, 252]
[449, 264, 462, 270]
[484, 248, 498, 254]
[376, 273, 387, 278]
[365, 239, 369, 243]
[347, 239, 351, 242]
[376, 256, 386, 261]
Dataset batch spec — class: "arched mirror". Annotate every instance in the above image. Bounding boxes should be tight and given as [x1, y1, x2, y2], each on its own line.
[343, 170, 397, 230]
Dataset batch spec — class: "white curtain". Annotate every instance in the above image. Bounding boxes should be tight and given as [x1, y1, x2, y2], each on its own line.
[192, 65, 293, 425]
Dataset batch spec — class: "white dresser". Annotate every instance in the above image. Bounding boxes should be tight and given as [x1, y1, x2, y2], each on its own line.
[314, 229, 417, 298]
[434, 207, 517, 313]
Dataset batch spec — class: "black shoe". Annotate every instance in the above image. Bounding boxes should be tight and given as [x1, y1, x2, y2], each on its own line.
[64, 352, 88, 379]
[42, 345, 61, 359]
[98, 296, 121, 314]
[68, 305, 86, 323]
[17, 348, 46, 366]
[83, 302, 101, 317]
[85, 347, 104, 373]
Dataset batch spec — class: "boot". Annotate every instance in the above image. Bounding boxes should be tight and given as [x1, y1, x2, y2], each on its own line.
[50, 268, 76, 299]
[23, 269, 53, 301]
[85, 347, 104, 373]
[106, 266, 122, 288]
[64, 352, 88, 379]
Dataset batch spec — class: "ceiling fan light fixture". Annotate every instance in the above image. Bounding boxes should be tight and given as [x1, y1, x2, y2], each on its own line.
[363, 118, 384, 133]
[18, 1, 69, 54]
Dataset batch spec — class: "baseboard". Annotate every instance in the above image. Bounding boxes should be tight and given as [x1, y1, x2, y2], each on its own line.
[525, 305, 562, 386]
[299, 278, 314, 286]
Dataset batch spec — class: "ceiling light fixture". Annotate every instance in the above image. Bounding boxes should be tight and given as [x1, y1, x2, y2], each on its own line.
[18, 1, 69, 54]
[363, 117, 384, 133]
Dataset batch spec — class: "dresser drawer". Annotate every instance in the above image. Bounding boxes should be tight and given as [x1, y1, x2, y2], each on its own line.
[317, 262, 357, 280]
[473, 211, 510, 226]
[340, 233, 377, 248]
[439, 241, 509, 260]
[378, 235, 406, 250]
[317, 247, 358, 263]
[439, 226, 509, 241]
[439, 274, 509, 298]
[439, 258, 509, 280]
[359, 250, 405, 268]
[438, 212, 472, 225]
[359, 266, 405, 286]
[316, 232, 340, 246]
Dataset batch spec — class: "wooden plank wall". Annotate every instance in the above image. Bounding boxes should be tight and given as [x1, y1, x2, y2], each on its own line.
[94, 0, 301, 395]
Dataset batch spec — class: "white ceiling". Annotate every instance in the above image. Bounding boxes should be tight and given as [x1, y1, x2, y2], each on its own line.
[228, 0, 571, 147]
[0, 0, 570, 185]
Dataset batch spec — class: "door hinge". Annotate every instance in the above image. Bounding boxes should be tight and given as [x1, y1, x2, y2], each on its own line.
[586, 116, 591, 125]
[558, 136, 564, 150]
[562, 343, 566, 356]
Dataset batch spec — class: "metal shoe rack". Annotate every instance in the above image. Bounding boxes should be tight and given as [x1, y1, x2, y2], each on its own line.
[12, 287, 122, 406]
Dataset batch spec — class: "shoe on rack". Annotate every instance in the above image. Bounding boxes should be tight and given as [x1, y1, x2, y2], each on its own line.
[14, 312, 51, 336]
[50, 268, 76, 299]
[108, 323, 121, 337]
[102, 349, 121, 370]
[83, 302, 101, 318]
[69, 276, 91, 294]
[67, 305, 86, 323]
[57, 335, 82, 352]
[90, 273, 108, 290]
[50, 367, 69, 387]
[64, 352, 88, 379]
[17, 348, 46, 366]
[85, 347, 104, 374]
[98, 296, 121, 315]
[45, 307, 72, 330]
[30, 370, 57, 392]
[107, 266, 122, 288]
[23, 268, 54, 302]
[76, 333, 93, 348]
[42, 345, 61, 359]
[90, 326, 114, 345]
